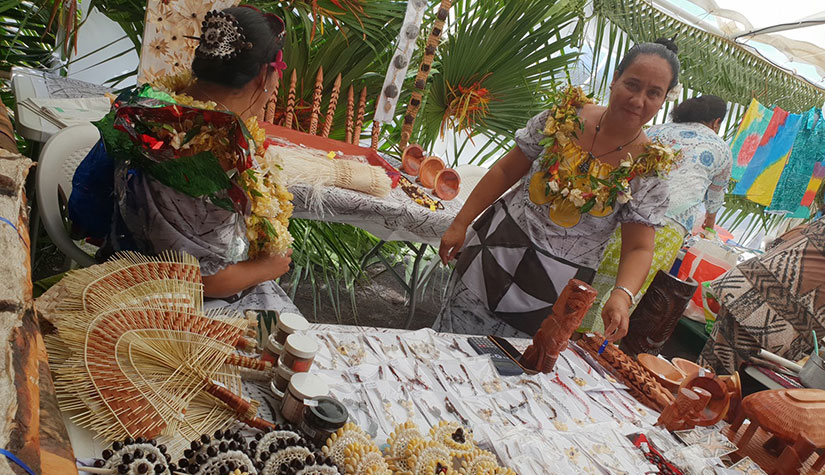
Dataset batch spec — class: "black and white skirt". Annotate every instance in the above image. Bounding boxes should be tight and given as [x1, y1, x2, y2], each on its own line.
[434, 200, 596, 337]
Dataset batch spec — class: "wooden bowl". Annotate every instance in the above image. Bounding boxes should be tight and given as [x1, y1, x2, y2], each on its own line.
[673, 357, 709, 378]
[678, 371, 730, 426]
[433, 168, 460, 201]
[401, 144, 426, 176]
[418, 156, 445, 188]
[638, 353, 686, 393]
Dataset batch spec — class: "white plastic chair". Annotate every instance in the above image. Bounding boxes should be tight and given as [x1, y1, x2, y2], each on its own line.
[36, 123, 100, 267]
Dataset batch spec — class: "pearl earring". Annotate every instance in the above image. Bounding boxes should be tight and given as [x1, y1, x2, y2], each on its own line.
[264, 88, 269, 93]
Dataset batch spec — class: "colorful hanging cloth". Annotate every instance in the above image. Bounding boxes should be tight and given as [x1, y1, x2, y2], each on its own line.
[732, 107, 803, 206]
[729, 99, 774, 181]
[801, 162, 825, 207]
[767, 108, 825, 213]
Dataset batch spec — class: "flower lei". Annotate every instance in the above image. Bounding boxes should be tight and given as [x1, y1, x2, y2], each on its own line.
[529, 86, 678, 227]
[152, 72, 293, 256]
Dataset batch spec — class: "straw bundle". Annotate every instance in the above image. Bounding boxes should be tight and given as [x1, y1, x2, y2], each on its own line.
[45, 251, 273, 455]
[263, 145, 392, 212]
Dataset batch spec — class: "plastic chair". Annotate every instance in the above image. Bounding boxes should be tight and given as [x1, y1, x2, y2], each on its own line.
[36, 123, 100, 267]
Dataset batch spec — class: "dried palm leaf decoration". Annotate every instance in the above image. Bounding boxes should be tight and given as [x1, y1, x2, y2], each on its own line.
[46, 251, 274, 454]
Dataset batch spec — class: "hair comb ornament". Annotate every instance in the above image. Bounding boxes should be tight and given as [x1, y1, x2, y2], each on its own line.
[192, 10, 253, 61]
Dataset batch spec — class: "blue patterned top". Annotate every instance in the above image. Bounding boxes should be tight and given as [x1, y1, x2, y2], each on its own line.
[647, 122, 732, 233]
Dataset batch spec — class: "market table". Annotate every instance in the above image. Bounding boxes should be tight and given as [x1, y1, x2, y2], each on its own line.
[62, 321, 750, 474]
[287, 173, 463, 328]
[261, 122, 468, 328]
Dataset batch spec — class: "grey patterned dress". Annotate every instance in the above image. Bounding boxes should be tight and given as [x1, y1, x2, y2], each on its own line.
[107, 163, 300, 316]
[433, 110, 670, 337]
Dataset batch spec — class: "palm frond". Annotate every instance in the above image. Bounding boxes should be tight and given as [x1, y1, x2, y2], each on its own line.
[592, 0, 825, 114]
[412, 0, 585, 163]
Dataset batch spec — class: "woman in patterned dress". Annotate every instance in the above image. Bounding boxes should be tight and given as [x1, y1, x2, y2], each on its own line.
[69, 7, 299, 316]
[435, 39, 681, 341]
[580, 95, 733, 333]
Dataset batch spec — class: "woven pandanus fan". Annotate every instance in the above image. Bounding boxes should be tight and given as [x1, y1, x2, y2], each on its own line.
[46, 251, 273, 454]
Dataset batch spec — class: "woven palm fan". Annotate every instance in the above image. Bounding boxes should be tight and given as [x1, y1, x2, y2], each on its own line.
[46, 251, 274, 454]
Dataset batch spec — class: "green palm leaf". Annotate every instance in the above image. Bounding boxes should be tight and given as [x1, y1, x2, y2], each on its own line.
[412, 0, 584, 164]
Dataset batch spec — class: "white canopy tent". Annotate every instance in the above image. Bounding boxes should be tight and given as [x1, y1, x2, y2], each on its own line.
[654, 0, 825, 88]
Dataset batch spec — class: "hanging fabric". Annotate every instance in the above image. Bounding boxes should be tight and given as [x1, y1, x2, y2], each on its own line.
[732, 108, 803, 206]
[767, 108, 825, 213]
[729, 99, 774, 181]
[801, 162, 825, 207]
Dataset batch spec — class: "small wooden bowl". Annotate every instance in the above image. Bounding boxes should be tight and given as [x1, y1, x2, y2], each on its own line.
[418, 156, 445, 188]
[673, 357, 709, 378]
[678, 371, 730, 426]
[401, 144, 426, 176]
[638, 353, 686, 393]
[433, 168, 460, 201]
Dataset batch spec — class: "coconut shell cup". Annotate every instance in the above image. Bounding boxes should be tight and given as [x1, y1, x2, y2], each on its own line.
[418, 156, 445, 188]
[401, 144, 426, 176]
[638, 353, 686, 394]
[433, 168, 461, 201]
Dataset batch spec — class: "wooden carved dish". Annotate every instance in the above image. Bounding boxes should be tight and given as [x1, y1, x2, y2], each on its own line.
[678, 371, 729, 426]
[433, 168, 460, 201]
[418, 156, 445, 188]
[673, 357, 709, 378]
[638, 353, 686, 393]
[401, 144, 426, 176]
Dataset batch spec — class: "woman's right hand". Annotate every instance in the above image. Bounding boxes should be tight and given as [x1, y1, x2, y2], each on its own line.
[258, 248, 293, 280]
[439, 222, 467, 265]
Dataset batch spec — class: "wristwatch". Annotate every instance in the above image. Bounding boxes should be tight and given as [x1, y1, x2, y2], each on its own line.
[612, 285, 639, 306]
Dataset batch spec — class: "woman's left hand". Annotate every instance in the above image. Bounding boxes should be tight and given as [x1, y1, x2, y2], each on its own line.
[601, 291, 631, 342]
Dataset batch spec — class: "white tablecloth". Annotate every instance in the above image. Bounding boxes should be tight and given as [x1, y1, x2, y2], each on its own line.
[289, 158, 462, 246]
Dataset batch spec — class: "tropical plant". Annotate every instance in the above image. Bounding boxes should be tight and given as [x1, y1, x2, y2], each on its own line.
[412, 0, 586, 166]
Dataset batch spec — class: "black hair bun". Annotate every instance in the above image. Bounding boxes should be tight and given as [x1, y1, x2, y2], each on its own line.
[655, 36, 678, 54]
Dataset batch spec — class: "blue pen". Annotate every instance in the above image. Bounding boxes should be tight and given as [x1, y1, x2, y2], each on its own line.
[597, 339, 609, 355]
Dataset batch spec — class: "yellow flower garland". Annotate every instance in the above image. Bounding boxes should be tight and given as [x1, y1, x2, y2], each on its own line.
[528, 86, 678, 228]
[152, 72, 293, 257]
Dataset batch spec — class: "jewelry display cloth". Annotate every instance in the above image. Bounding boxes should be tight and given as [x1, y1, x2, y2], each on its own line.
[292, 324, 734, 473]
